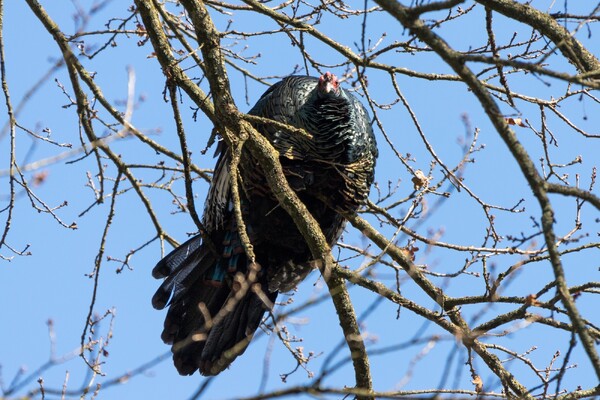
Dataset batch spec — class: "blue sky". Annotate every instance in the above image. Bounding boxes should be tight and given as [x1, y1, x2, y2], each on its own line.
[1, 1, 599, 399]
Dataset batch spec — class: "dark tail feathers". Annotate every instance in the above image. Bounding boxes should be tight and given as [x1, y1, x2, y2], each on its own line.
[152, 237, 277, 375]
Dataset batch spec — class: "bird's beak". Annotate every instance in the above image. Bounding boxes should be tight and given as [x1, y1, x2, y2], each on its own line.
[323, 81, 336, 93]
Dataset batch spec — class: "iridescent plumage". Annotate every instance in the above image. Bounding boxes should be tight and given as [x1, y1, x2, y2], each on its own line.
[152, 73, 378, 375]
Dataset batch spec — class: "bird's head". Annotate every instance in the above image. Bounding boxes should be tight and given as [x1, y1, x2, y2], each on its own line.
[317, 72, 341, 96]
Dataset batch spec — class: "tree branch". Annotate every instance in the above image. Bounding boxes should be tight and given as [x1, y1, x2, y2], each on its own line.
[136, 0, 374, 395]
[476, 0, 600, 74]
[374, 0, 600, 382]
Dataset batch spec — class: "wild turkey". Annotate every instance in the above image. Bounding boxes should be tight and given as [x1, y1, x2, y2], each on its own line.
[152, 72, 378, 376]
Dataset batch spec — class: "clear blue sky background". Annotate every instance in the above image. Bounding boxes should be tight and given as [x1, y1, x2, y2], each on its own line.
[1, 1, 599, 399]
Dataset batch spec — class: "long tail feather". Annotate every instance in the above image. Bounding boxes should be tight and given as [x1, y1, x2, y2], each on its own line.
[153, 227, 278, 375]
[151, 239, 213, 310]
[152, 235, 203, 279]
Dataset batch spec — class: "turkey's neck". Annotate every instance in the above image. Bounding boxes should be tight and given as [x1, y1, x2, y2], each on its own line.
[299, 94, 354, 164]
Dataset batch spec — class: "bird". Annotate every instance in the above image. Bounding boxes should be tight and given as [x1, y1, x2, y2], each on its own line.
[151, 72, 378, 376]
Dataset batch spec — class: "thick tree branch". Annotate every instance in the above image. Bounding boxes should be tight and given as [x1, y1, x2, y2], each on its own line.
[476, 0, 600, 75]
[546, 182, 600, 211]
[374, 0, 600, 382]
[136, 0, 373, 395]
[25, 0, 178, 248]
[348, 214, 532, 397]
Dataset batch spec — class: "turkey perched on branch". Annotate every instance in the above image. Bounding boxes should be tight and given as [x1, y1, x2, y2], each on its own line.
[152, 72, 378, 376]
